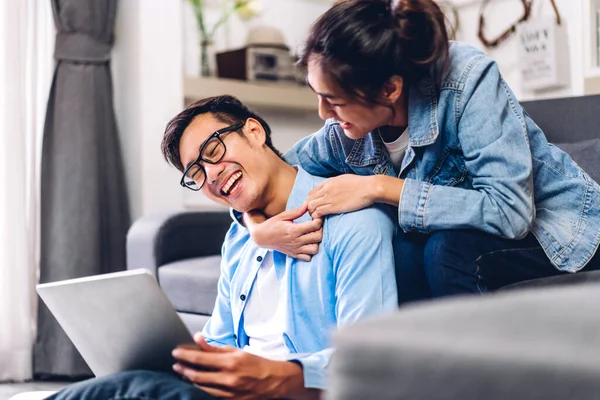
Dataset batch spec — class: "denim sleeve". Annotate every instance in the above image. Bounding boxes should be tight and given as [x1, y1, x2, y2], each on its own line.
[400, 58, 534, 239]
[284, 122, 348, 177]
[292, 205, 398, 389]
[201, 230, 237, 348]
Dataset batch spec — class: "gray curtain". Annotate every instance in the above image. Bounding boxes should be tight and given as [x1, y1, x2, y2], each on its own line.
[34, 0, 130, 378]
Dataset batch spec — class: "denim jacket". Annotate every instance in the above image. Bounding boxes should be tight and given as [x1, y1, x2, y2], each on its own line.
[285, 41, 600, 273]
[202, 167, 398, 390]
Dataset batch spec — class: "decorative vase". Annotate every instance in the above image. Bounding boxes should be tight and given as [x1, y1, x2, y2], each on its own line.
[200, 39, 213, 77]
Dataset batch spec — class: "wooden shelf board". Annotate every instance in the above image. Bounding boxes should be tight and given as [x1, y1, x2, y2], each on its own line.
[184, 76, 317, 112]
[584, 73, 600, 95]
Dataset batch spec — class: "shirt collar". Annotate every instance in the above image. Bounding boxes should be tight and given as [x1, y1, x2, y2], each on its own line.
[285, 166, 315, 223]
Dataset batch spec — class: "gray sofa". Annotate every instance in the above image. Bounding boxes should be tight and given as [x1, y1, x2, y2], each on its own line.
[127, 211, 232, 334]
[329, 281, 600, 400]
[126, 94, 600, 397]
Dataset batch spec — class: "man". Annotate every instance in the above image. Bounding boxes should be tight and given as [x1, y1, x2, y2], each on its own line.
[49, 95, 398, 400]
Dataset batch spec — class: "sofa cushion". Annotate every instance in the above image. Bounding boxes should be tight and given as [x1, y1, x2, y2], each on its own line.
[178, 312, 211, 335]
[330, 283, 600, 400]
[158, 256, 221, 315]
[555, 138, 600, 184]
[501, 270, 600, 291]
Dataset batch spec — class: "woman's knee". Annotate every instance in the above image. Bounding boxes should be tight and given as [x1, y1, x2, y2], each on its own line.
[394, 233, 426, 275]
[423, 230, 488, 296]
[394, 232, 431, 303]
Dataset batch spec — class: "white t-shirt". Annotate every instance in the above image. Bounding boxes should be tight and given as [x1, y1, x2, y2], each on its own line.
[242, 251, 290, 359]
[380, 128, 409, 173]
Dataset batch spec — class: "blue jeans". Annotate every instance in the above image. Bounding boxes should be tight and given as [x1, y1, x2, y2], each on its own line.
[394, 230, 600, 304]
[47, 370, 215, 400]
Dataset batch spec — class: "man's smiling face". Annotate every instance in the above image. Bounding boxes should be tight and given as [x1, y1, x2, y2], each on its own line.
[178, 113, 269, 212]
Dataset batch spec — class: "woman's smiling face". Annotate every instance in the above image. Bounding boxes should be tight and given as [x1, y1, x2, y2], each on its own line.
[306, 56, 396, 140]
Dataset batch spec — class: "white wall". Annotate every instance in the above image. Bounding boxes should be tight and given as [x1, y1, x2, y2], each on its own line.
[114, 0, 329, 218]
[449, 0, 584, 100]
[113, 0, 186, 219]
[180, 0, 330, 159]
[113, 0, 589, 218]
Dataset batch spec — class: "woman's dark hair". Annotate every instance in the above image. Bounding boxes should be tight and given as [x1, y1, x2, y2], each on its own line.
[299, 0, 449, 105]
[161, 95, 282, 172]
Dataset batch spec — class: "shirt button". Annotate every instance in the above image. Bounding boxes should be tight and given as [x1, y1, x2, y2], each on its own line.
[240, 294, 246, 301]
[233, 334, 237, 340]
[257, 256, 263, 262]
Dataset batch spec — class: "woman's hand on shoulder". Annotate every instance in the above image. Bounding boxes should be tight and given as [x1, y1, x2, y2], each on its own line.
[243, 204, 323, 261]
[307, 174, 378, 217]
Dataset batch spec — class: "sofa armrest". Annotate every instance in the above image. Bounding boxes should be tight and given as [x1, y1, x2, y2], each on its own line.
[330, 283, 600, 400]
[126, 210, 232, 277]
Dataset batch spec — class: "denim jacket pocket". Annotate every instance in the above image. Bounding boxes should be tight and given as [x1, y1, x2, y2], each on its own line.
[426, 148, 468, 186]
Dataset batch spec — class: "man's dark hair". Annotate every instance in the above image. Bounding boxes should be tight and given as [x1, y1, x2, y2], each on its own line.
[161, 95, 283, 172]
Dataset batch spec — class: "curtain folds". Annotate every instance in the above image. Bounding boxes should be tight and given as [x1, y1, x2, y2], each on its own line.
[34, 0, 130, 378]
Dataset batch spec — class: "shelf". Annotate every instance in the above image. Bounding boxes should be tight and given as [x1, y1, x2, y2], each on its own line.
[584, 73, 600, 95]
[584, 68, 600, 79]
[184, 76, 318, 113]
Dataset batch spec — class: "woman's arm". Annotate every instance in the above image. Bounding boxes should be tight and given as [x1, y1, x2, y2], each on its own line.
[243, 206, 323, 262]
[399, 58, 534, 238]
[242, 122, 346, 259]
[306, 174, 404, 217]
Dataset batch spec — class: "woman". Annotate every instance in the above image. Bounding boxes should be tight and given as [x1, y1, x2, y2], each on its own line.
[245, 0, 600, 303]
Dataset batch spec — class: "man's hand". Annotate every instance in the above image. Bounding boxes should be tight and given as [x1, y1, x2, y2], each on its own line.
[244, 203, 323, 261]
[172, 334, 306, 400]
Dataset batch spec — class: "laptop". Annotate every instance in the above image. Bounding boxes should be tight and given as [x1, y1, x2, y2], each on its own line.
[36, 269, 196, 377]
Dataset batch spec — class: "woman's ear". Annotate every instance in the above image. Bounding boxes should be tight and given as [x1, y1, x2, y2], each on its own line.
[381, 76, 404, 105]
[244, 118, 267, 146]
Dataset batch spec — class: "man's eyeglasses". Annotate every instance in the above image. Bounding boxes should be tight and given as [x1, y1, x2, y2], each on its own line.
[180, 122, 245, 191]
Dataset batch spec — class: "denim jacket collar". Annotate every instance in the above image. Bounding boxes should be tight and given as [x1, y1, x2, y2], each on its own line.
[345, 133, 384, 168]
[345, 76, 440, 169]
[407, 77, 440, 147]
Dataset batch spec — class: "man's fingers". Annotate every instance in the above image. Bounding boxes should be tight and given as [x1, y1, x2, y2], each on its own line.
[297, 230, 323, 246]
[172, 348, 235, 371]
[278, 202, 308, 221]
[174, 365, 237, 392]
[295, 254, 312, 262]
[193, 335, 231, 353]
[195, 384, 236, 399]
[293, 218, 322, 236]
[297, 244, 319, 256]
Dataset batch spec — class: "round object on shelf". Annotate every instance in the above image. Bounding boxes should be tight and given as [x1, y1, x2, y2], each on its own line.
[246, 26, 288, 49]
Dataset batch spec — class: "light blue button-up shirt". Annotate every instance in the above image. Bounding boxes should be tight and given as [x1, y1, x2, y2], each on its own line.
[202, 167, 398, 390]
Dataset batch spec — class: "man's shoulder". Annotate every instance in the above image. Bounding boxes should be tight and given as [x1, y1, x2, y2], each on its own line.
[323, 203, 396, 246]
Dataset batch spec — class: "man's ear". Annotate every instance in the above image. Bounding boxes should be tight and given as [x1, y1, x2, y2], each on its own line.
[244, 118, 267, 147]
[380, 76, 404, 105]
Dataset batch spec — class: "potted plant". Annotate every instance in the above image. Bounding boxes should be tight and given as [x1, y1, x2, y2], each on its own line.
[189, 0, 262, 76]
